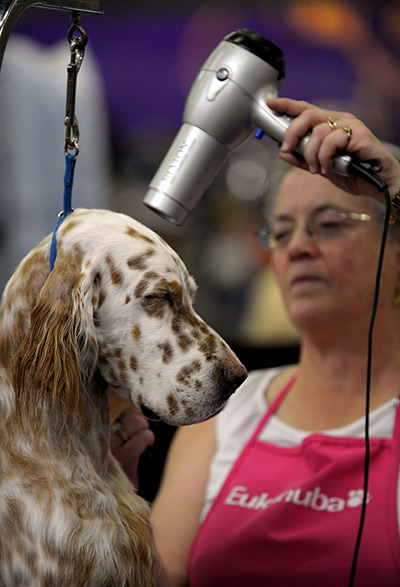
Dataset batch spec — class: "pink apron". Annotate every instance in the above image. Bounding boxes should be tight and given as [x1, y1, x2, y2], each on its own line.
[188, 377, 400, 586]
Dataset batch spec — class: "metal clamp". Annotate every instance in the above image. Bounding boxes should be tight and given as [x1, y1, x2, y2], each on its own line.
[64, 12, 87, 158]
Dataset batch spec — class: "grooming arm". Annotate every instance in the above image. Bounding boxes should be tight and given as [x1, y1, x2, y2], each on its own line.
[0, 0, 103, 69]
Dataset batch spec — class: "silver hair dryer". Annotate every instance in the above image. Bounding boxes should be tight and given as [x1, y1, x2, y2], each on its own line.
[143, 29, 376, 225]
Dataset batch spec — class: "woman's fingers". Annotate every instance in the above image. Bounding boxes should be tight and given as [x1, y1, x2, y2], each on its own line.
[111, 409, 155, 488]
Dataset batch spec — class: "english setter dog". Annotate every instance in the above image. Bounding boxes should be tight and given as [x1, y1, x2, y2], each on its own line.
[0, 208, 247, 586]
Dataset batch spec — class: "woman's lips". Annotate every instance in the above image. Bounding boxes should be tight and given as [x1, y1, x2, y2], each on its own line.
[291, 273, 325, 288]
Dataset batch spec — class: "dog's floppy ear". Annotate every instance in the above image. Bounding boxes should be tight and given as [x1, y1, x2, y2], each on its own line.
[12, 255, 98, 433]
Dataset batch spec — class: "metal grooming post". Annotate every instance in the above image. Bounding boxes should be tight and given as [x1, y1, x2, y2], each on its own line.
[0, 0, 104, 69]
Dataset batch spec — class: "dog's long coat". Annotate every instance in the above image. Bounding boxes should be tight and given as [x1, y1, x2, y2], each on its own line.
[0, 209, 247, 586]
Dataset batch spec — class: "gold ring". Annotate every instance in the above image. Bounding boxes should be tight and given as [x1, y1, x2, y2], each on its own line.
[112, 420, 129, 443]
[326, 116, 338, 131]
[342, 125, 352, 146]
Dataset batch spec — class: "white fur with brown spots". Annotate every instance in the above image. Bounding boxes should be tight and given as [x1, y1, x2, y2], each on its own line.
[0, 208, 247, 586]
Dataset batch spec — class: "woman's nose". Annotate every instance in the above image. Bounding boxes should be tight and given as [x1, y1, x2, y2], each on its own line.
[287, 224, 318, 257]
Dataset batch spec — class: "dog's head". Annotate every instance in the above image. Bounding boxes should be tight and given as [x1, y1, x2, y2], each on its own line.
[2, 209, 247, 428]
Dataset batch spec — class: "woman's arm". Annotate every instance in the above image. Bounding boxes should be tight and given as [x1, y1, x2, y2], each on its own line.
[151, 418, 216, 587]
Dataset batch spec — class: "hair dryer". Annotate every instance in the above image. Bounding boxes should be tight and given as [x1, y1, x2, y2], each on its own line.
[143, 29, 377, 225]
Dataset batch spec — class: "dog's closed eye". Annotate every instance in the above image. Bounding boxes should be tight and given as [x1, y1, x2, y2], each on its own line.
[143, 280, 183, 310]
[143, 292, 175, 308]
[141, 292, 176, 318]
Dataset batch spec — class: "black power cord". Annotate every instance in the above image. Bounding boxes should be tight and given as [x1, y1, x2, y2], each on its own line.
[346, 159, 391, 587]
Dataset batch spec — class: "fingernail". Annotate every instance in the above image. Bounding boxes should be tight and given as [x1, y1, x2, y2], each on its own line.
[309, 165, 316, 174]
[281, 140, 289, 152]
[321, 166, 326, 175]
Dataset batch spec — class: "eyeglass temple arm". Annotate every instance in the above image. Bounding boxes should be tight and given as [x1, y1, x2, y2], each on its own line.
[0, 0, 104, 70]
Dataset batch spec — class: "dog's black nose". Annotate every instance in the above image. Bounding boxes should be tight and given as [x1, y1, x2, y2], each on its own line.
[218, 361, 248, 400]
[224, 363, 247, 389]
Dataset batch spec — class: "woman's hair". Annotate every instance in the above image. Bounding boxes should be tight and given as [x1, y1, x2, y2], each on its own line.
[263, 142, 400, 226]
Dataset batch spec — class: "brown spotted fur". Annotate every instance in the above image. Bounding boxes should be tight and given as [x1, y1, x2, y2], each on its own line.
[0, 208, 247, 586]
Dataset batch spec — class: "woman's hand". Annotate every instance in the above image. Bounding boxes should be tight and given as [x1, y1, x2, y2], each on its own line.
[110, 395, 155, 489]
[267, 97, 400, 200]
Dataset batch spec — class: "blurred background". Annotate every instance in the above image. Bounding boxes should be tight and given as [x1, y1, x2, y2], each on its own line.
[2, 0, 400, 497]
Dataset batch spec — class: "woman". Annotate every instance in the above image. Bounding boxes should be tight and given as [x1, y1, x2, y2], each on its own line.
[113, 99, 400, 585]
[148, 99, 400, 586]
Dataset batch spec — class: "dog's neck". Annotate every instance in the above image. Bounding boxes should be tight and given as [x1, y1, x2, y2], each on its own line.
[0, 368, 112, 479]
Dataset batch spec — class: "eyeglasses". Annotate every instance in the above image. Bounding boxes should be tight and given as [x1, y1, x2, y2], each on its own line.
[256, 208, 380, 251]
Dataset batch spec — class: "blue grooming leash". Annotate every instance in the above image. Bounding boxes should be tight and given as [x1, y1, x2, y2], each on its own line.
[49, 13, 87, 271]
[49, 152, 76, 271]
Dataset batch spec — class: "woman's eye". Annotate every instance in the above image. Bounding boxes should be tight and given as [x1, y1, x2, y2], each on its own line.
[317, 219, 344, 233]
[274, 227, 292, 242]
[320, 220, 341, 228]
[275, 230, 289, 240]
